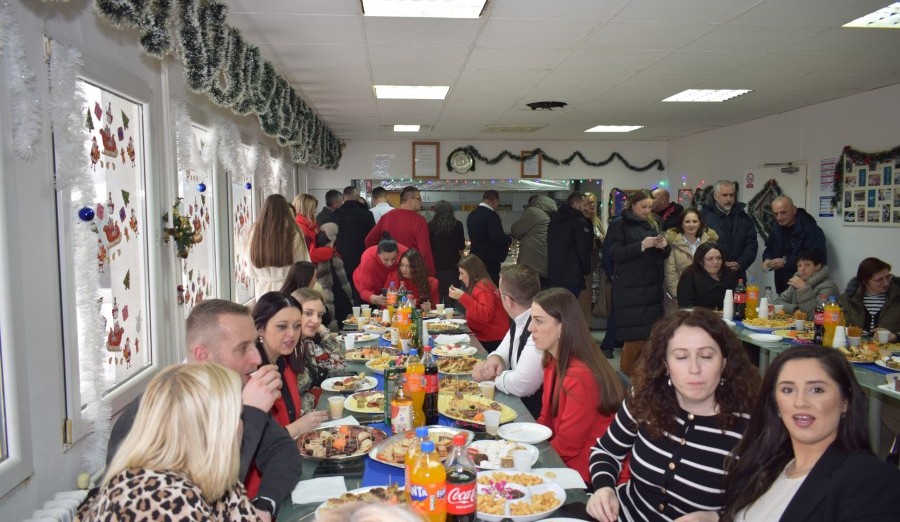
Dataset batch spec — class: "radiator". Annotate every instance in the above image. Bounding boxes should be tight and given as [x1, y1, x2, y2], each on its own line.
[24, 490, 87, 522]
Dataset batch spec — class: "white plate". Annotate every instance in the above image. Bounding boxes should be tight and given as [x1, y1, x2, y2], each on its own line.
[364, 356, 407, 375]
[497, 423, 552, 444]
[876, 357, 900, 370]
[343, 391, 384, 413]
[748, 333, 782, 343]
[320, 376, 377, 393]
[432, 344, 477, 357]
[314, 485, 406, 519]
[469, 440, 539, 469]
[476, 471, 566, 522]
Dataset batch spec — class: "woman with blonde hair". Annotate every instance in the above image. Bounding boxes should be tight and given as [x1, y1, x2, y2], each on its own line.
[249, 194, 310, 302]
[293, 193, 336, 264]
[77, 363, 260, 520]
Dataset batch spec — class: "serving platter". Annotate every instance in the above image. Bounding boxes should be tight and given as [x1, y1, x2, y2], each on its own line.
[469, 439, 539, 469]
[368, 425, 473, 469]
[297, 425, 387, 462]
[438, 394, 517, 424]
[476, 471, 566, 522]
[321, 375, 377, 393]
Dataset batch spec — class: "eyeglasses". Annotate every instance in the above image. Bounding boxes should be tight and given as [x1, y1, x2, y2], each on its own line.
[870, 274, 893, 284]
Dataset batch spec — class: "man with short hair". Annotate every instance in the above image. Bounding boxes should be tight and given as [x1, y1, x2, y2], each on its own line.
[331, 186, 376, 302]
[316, 189, 343, 226]
[700, 180, 758, 282]
[106, 300, 301, 521]
[470, 264, 543, 417]
[467, 190, 512, 284]
[763, 196, 827, 293]
[651, 188, 684, 231]
[547, 192, 593, 296]
[364, 185, 435, 274]
[369, 186, 394, 223]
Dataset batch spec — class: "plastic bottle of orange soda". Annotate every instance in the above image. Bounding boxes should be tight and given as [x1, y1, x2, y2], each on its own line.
[408, 440, 447, 522]
[823, 295, 842, 347]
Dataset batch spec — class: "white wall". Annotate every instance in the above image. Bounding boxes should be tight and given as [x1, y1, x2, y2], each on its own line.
[669, 83, 900, 289]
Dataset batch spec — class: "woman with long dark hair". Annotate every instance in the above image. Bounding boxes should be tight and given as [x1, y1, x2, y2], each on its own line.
[530, 288, 625, 482]
[840, 257, 899, 340]
[249, 195, 310, 302]
[428, 200, 465, 306]
[722, 345, 900, 521]
[384, 248, 440, 309]
[664, 208, 718, 312]
[448, 254, 508, 352]
[677, 241, 737, 310]
[587, 309, 760, 522]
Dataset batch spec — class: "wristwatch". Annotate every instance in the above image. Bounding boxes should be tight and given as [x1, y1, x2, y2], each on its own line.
[252, 496, 277, 516]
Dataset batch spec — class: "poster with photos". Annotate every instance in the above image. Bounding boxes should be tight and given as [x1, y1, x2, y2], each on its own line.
[842, 159, 900, 226]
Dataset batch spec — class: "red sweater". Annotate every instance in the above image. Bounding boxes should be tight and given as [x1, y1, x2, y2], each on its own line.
[364, 208, 435, 274]
[457, 280, 508, 342]
[537, 358, 615, 483]
[383, 271, 440, 307]
[295, 214, 334, 263]
[353, 244, 409, 303]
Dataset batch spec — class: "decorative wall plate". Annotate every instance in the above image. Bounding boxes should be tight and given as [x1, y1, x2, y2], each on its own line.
[449, 149, 474, 173]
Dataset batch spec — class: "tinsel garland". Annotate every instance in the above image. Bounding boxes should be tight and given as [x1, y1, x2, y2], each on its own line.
[170, 98, 193, 172]
[445, 146, 665, 173]
[94, 0, 343, 168]
[831, 144, 900, 208]
[1, 3, 42, 160]
[48, 40, 110, 474]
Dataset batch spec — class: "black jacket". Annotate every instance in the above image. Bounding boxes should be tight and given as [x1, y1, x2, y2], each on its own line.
[107, 395, 302, 515]
[656, 202, 684, 231]
[776, 445, 900, 522]
[429, 219, 465, 272]
[700, 201, 758, 279]
[547, 203, 594, 288]
[330, 200, 375, 298]
[606, 210, 670, 341]
[677, 268, 738, 310]
[466, 205, 511, 276]
[762, 207, 826, 293]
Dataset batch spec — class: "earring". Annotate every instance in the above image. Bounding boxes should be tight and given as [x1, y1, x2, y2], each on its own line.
[719, 377, 726, 387]
[777, 412, 781, 417]
[667, 376, 672, 387]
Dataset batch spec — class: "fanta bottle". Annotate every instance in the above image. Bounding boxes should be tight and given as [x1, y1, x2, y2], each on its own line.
[408, 440, 447, 522]
[823, 296, 842, 347]
[405, 426, 430, 491]
[745, 278, 759, 320]
[405, 348, 426, 427]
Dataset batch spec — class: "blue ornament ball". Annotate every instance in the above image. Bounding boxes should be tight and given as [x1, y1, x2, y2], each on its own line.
[78, 207, 95, 222]
[197, 182, 207, 193]
[245, 182, 252, 190]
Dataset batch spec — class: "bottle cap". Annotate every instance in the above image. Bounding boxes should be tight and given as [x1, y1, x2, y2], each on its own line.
[452, 433, 467, 446]
[416, 426, 430, 438]
[421, 440, 435, 452]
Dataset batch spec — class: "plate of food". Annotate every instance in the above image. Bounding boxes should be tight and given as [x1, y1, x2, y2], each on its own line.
[469, 440, 539, 470]
[432, 343, 478, 357]
[740, 317, 795, 331]
[438, 356, 480, 375]
[837, 346, 880, 363]
[438, 394, 517, 424]
[368, 425, 473, 468]
[876, 356, 900, 370]
[346, 346, 394, 361]
[439, 378, 482, 395]
[321, 374, 377, 393]
[496, 423, 553, 444]
[362, 323, 389, 334]
[476, 471, 566, 522]
[425, 319, 468, 334]
[315, 484, 408, 518]
[344, 390, 384, 414]
[748, 333, 783, 343]
[772, 329, 814, 343]
[297, 425, 388, 462]
[365, 354, 407, 374]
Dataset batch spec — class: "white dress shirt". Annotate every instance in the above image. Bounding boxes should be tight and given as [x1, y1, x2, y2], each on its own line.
[490, 309, 543, 397]
[370, 202, 394, 223]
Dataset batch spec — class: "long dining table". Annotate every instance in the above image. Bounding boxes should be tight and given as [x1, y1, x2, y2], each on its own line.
[276, 327, 589, 521]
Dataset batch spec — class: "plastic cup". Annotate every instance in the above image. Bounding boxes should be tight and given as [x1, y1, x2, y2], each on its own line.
[774, 304, 784, 315]
[794, 319, 805, 331]
[361, 305, 372, 319]
[445, 308, 455, 320]
[436, 304, 445, 313]
[848, 336, 861, 347]
[876, 330, 891, 344]
[479, 381, 496, 400]
[512, 450, 533, 472]
[352, 306, 361, 318]
[483, 410, 501, 436]
[328, 396, 345, 420]
[344, 334, 356, 352]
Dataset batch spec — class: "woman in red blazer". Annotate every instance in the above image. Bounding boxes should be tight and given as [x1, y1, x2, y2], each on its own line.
[384, 249, 440, 309]
[530, 288, 626, 483]
[293, 193, 335, 263]
[448, 254, 509, 352]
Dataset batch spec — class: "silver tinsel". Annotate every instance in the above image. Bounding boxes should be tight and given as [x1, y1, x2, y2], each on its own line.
[1, 3, 42, 160]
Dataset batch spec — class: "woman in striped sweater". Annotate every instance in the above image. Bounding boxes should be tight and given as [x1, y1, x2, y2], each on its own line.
[587, 309, 760, 522]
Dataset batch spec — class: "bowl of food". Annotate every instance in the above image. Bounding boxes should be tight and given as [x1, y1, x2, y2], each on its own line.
[476, 471, 566, 522]
[297, 425, 387, 462]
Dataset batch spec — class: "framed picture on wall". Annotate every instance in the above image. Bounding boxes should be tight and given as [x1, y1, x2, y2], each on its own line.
[520, 150, 542, 178]
[412, 141, 439, 179]
[842, 158, 900, 228]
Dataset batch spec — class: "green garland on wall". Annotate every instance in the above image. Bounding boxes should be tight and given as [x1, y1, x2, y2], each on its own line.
[94, 0, 342, 169]
[832, 144, 900, 208]
[445, 146, 664, 173]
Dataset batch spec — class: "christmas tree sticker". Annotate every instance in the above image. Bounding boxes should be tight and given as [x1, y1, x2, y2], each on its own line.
[121, 189, 130, 206]
[121, 110, 130, 129]
[123, 269, 131, 290]
[86, 108, 94, 131]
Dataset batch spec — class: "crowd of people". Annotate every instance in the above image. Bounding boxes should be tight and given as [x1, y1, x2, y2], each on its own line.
[79, 184, 900, 521]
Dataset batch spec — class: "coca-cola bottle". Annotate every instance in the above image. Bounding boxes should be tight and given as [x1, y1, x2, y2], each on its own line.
[444, 433, 476, 522]
[813, 294, 826, 345]
[733, 278, 746, 321]
[423, 341, 439, 425]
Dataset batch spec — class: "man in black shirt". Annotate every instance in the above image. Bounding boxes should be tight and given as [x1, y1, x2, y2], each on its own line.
[106, 300, 301, 520]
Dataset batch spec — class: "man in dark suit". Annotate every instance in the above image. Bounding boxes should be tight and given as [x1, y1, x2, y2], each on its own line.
[331, 185, 375, 303]
[467, 190, 511, 284]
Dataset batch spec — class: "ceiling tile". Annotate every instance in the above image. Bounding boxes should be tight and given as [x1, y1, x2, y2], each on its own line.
[583, 22, 716, 50]
[476, 19, 599, 48]
[364, 17, 482, 47]
[613, 0, 762, 24]
[230, 14, 364, 45]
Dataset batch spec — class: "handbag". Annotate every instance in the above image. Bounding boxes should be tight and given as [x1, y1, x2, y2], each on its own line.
[592, 273, 612, 319]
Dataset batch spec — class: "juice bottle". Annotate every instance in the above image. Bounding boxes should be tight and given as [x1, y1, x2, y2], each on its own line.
[745, 277, 759, 320]
[399, 296, 413, 340]
[405, 426, 430, 491]
[408, 440, 447, 522]
[733, 279, 746, 321]
[384, 362, 405, 427]
[813, 294, 826, 344]
[405, 348, 426, 427]
[422, 342, 440, 425]
[387, 281, 399, 308]
[391, 376, 414, 434]
[823, 295, 842, 347]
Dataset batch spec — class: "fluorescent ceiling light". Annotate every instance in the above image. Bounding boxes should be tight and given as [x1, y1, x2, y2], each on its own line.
[585, 125, 643, 133]
[362, 0, 487, 18]
[843, 2, 900, 28]
[393, 125, 421, 132]
[375, 85, 449, 99]
[662, 89, 752, 102]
